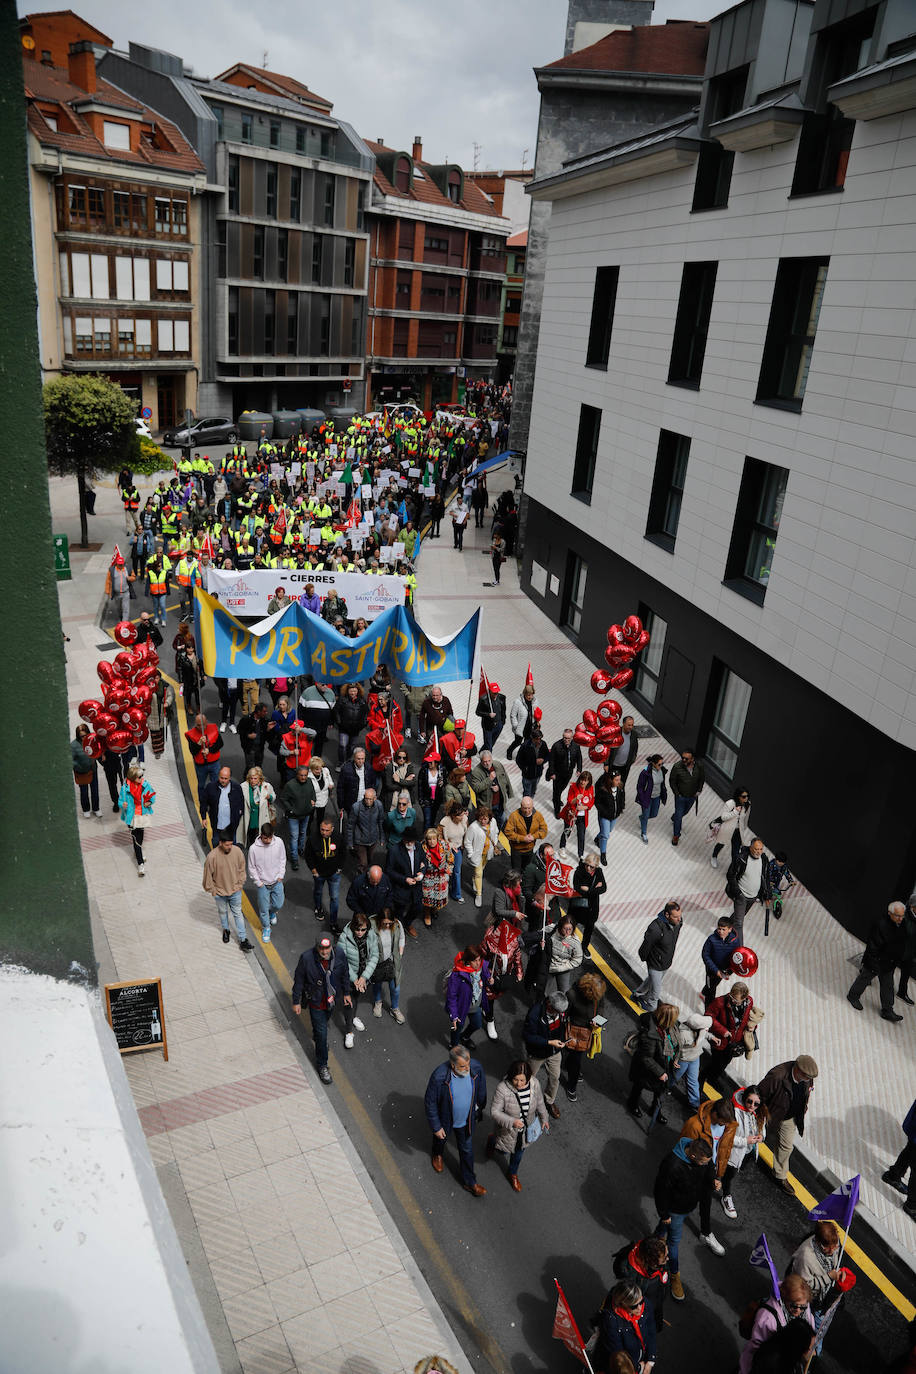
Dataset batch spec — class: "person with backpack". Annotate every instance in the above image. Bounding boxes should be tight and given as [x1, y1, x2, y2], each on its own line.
[633, 902, 682, 1011]
[626, 1002, 680, 1123]
[652, 1136, 715, 1302]
[738, 1275, 815, 1373]
[610, 1236, 669, 1332]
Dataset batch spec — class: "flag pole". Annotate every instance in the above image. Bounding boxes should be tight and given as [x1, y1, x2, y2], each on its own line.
[552, 1278, 596, 1374]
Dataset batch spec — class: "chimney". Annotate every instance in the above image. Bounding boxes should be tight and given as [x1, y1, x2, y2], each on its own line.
[412, 136, 423, 161]
[68, 40, 96, 95]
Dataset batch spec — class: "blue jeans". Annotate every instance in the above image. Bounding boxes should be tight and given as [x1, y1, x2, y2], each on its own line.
[308, 1004, 331, 1069]
[337, 731, 356, 764]
[313, 871, 341, 924]
[672, 794, 697, 838]
[673, 1057, 701, 1110]
[640, 795, 661, 838]
[655, 1212, 686, 1271]
[214, 892, 246, 941]
[151, 592, 167, 623]
[373, 979, 400, 1010]
[450, 1007, 483, 1046]
[521, 777, 538, 798]
[431, 1123, 476, 1187]
[256, 880, 284, 933]
[194, 760, 220, 813]
[504, 1143, 524, 1175]
[482, 724, 503, 751]
[450, 847, 463, 899]
[288, 815, 309, 859]
[138, 528, 156, 559]
[597, 815, 616, 856]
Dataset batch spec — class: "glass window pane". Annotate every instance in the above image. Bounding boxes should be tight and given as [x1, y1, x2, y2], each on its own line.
[133, 258, 150, 301]
[156, 260, 172, 290]
[115, 257, 133, 300]
[71, 253, 90, 297]
[707, 735, 739, 775]
[174, 320, 189, 351]
[714, 670, 751, 747]
[135, 319, 151, 345]
[173, 261, 189, 291]
[157, 320, 173, 351]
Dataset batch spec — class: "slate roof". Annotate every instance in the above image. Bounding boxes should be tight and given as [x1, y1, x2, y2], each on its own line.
[213, 62, 333, 113]
[364, 140, 504, 219]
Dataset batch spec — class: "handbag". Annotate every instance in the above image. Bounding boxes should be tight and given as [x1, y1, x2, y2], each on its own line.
[374, 956, 395, 983]
[566, 1023, 594, 1053]
[514, 1089, 542, 1145]
[74, 769, 93, 785]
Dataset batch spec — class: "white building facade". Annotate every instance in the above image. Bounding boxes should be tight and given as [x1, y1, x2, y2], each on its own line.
[522, 0, 916, 939]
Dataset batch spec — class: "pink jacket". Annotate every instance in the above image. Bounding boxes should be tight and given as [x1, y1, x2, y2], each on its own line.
[247, 836, 286, 886]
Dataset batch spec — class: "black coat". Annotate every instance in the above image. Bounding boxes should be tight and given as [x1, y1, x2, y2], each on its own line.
[638, 911, 682, 972]
[629, 1012, 679, 1087]
[653, 1143, 714, 1218]
[292, 945, 351, 1008]
[203, 779, 245, 837]
[594, 780, 625, 822]
[386, 841, 426, 909]
[726, 846, 772, 903]
[303, 825, 345, 877]
[335, 696, 368, 736]
[338, 758, 373, 812]
[861, 912, 910, 973]
[346, 871, 393, 917]
[547, 739, 582, 783]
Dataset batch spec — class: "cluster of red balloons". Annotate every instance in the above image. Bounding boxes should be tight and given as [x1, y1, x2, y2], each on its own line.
[77, 621, 160, 757]
[573, 614, 651, 766]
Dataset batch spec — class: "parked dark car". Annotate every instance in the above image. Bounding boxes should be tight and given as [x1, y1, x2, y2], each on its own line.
[161, 416, 238, 447]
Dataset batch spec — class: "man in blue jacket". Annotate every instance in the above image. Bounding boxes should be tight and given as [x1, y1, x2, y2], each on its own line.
[700, 916, 739, 1006]
[292, 934, 352, 1085]
[424, 1045, 487, 1196]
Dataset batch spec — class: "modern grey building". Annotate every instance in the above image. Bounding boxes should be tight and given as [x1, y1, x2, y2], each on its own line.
[98, 47, 372, 415]
[521, 0, 916, 940]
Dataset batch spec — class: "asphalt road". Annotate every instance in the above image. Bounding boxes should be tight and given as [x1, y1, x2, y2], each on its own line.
[145, 577, 909, 1374]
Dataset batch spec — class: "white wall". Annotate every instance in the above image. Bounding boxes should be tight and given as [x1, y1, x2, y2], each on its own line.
[526, 107, 916, 749]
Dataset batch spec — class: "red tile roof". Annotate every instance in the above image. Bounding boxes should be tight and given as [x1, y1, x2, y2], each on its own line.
[364, 140, 504, 220]
[214, 63, 333, 113]
[24, 60, 205, 174]
[507, 229, 528, 247]
[544, 20, 709, 77]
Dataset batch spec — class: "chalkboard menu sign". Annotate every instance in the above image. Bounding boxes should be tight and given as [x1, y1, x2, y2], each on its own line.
[104, 979, 168, 1061]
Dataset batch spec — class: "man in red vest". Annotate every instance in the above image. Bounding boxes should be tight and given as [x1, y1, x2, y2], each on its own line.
[185, 712, 222, 837]
[280, 719, 315, 783]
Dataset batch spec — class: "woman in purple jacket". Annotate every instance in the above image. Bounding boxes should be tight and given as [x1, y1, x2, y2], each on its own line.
[445, 944, 493, 1049]
[635, 755, 668, 845]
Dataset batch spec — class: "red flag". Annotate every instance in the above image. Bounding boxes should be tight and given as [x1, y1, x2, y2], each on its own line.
[552, 1280, 588, 1366]
[111, 543, 123, 564]
[346, 499, 361, 528]
[525, 662, 534, 688]
[201, 533, 215, 559]
[273, 507, 287, 537]
[545, 856, 575, 898]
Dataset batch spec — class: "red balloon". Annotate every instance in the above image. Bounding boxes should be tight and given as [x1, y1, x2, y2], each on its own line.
[105, 696, 131, 720]
[836, 1268, 856, 1293]
[533, 707, 542, 722]
[78, 699, 103, 722]
[134, 641, 151, 659]
[130, 724, 150, 743]
[731, 946, 759, 977]
[97, 660, 116, 685]
[145, 649, 160, 667]
[591, 670, 612, 695]
[588, 744, 610, 764]
[595, 725, 623, 746]
[634, 629, 651, 653]
[128, 647, 146, 670]
[113, 620, 138, 646]
[82, 732, 104, 759]
[606, 624, 626, 646]
[107, 729, 133, 754]
[608, 669, 634, 690]
[134, 665, 159, 687]
[623, 614, 643, 642]
[582, 709, 599, 731]
[125, 706, 147, 732]
[596, 698, 622, 724]
[605, 644, 636, 668]
[94, 711, 118, 740]
[132, 685, 153, 709]
[573, 726, 596, 747]
[113, 650, 135, 677]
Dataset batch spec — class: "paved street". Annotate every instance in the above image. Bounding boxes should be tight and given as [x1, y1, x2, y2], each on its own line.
[55, 466, 916, 1372]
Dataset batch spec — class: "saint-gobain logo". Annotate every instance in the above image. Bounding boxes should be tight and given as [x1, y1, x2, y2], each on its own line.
[225, 578, 255, 598]
[370, 582, 398, 602]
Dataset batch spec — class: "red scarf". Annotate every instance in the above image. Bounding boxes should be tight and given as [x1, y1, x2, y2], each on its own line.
[503, 885, 522, 913]
[129, 779, 144, 807]
[426, 841, 444, 869]
[612, 1303, 645, 1352]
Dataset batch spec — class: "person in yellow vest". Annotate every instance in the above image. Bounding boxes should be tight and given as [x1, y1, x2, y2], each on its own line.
[159, 503, 180, 542]
[175, 552, 200, 623]
[146, 552, 172, 627]
[122, 481, 141, 535]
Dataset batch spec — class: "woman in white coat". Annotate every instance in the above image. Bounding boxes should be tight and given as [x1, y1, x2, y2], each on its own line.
[719, 1083, 766, 1219]
[506, 684, 538, 759]
[708, 786, 752, 868]
[242, 766, 276, 848]
[464, 805, 500, 907]
[487, 1059, 549, 1191]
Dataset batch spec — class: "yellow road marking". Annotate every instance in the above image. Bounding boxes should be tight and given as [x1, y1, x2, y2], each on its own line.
[585, 942, 916, 1321]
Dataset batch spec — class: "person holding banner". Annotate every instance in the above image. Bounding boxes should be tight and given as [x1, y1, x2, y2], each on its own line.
[788, 1222, 843, 1328]
[593, 1280, 657, 1373]
[738, 1274, 814, 1374]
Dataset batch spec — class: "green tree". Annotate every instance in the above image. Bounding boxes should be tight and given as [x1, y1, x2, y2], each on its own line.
[44, 373, 140, 546]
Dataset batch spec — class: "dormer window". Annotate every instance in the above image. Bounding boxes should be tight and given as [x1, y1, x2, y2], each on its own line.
[43, 111, 58, 131]
[447, 169, 461, 203]
[103, 120, 131, 150]
[395, 156, 411, 193]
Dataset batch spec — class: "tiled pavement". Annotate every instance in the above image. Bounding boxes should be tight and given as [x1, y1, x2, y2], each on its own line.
[416, 472, 916, 1296]
[53, 475, 470, 1374]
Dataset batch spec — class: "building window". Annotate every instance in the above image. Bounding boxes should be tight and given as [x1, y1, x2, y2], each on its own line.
[447, 169, 461, 203]
[217, 221, 227, 278]
[344, 240, 355, 287]
[287, 295, 298, 354]
[571, 404, 601, 505]
[87, 187, 105, 226]
[324, 178, 336, 226]
[227, 286, 238, 355]
[212, 105, 223, 138]
[277, 228, 288, 282]
[158, 319, 173, 352]
[117, 319, 134, 355]
[692, 142, 735, 212]
[506, 295, 521, 313]
[241, 112, 253, 143]
[320, 130, 333, 159]
[706, 663, 751, 778]
[319, 296, 330, 355]
[155, 259, 189, 293]
[312, 235, 323, 284]
[562, 553, 588, 636]
[725, 457, 789, 604]
[501, 325, 518, 347]
[171, 199, 187, 236]
[135, 319, 151, 356]
[425, 235, 448, 253]
[68, 185, 87, 227]
[646, 430, 689, 551]
[792, 10, 874, 197]
[756, 258, 828, 409]
[668, 261, 717, 388]
[633, 607, 667, 706]
[154, 198, 171, 234]
[93, 317, 111, 352]
[395, 157, 411, 193]
[585, 266, 619, 368]
[290, 167, 301, 220]
[295, 127, 305, 154]
[253, 225, 264, 280]
[102, 120, 131, 151]
[264, 290, 275, 354]
[228, 156, 239, 213]
[356, 186, 365, 232]
[265, 165, 278, 218]
[112, 190, 130, 230]
[269, 119, 280, 148]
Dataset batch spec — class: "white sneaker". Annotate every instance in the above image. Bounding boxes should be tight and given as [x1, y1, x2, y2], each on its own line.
[344, 1032, 354, 1049]
[270, 914, 278, 925]
[391, 1008, 405, 1024]
[722, 1195, 738, 1219]
[352, 1017, 365, 1031]
[262, 930, 271, 943]
[701, 1232, 725, 1255]
[710, 855, 719, 869]
[372, 1002, 383, 1018]
[79, 811, 90, 820]
[93, 810, 103, 818]
[405, 728, 412, 739]
[485, 1020, 498, 1040]
[229, 724, 238, 734]
[475, 893, 482, 907]
[220, 722, 227, 733]
[137, 863, 146, 876]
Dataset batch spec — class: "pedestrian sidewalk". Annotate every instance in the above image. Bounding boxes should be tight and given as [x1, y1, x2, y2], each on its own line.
[53, 474, 472, 1374]
[419, 469, 916, 1306]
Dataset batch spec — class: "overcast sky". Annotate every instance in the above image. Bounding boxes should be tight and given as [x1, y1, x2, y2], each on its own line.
[20, 0, 719, 170]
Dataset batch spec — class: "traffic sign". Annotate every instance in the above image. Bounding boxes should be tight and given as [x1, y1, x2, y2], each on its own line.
[141, 406, 152, 419]
[53, 533, 71, 581]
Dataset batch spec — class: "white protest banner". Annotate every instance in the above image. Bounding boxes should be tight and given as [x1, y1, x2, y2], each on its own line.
[392, 542, 405, 559]
[204, 567, 407, 620]
[409, 467, 421, 477]
[290, 462, 302, 477]
[307, 528, 322, 546]
[361, 484, 373, 499]
[306, 462, 316, 482]
[270, 463, 283, 481]
[379, 546, 394, 563]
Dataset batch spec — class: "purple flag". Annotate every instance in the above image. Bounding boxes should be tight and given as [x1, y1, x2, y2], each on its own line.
[749, 1233, 781, 1302]
[808, 1175, 860, 1231]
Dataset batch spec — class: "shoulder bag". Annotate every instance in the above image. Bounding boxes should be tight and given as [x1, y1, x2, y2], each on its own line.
[514, 1089, 542, 1145]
